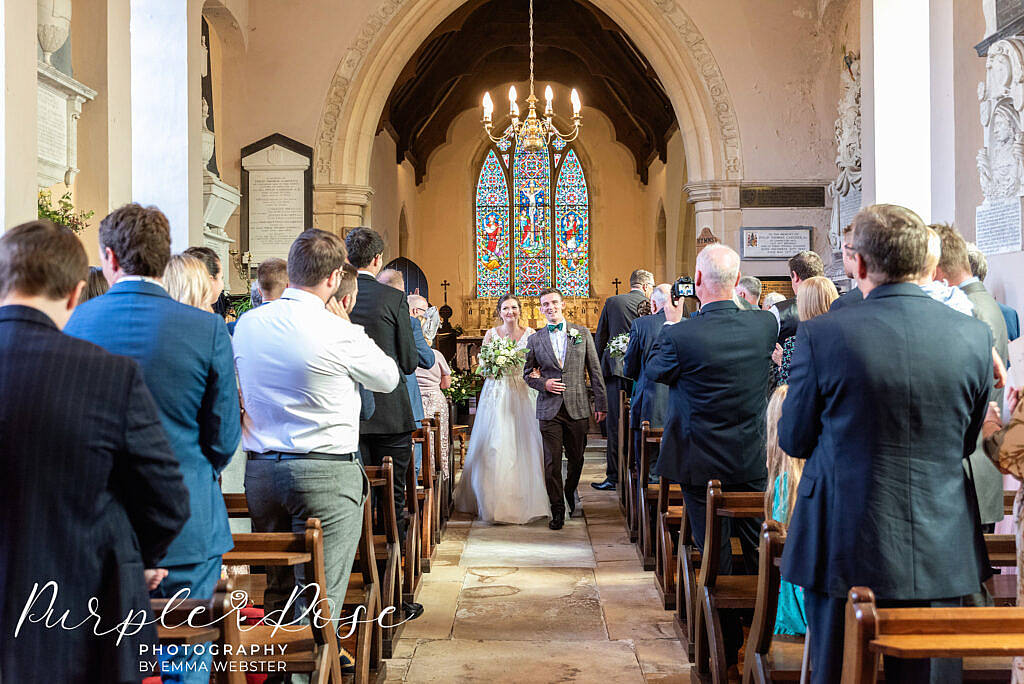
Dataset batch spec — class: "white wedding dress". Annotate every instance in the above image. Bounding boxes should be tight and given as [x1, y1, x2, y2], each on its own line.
[455, 327, 552, 524]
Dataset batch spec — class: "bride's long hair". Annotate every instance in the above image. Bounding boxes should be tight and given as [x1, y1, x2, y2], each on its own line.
[495, 293, 522, 323]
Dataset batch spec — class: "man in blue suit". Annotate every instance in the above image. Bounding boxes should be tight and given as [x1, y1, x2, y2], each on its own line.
[780, 205, 992, 683]
[622, 283, 672, 482]
[66, 204, 241, 683]
[647, 245, 777, 667]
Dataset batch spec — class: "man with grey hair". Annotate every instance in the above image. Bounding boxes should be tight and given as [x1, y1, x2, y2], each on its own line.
[967, 241, 1019, 341]
[593, 268, 654, 490]
[647, 244, 777, 668]
[735, 275, 762, 309]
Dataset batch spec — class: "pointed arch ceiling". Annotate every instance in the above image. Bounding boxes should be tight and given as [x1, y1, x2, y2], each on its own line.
[378, 0, 677, 185]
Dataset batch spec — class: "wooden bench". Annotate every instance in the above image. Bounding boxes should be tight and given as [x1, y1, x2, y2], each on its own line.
[151, 578, 233, 683]
[692, 480, 764, 684]
[655, 473, 687, 610]
[626, 424, 639, 543]
[450, 398, 470, 473]
[413, 425, 436, 571]
[842, 587, 1019, 683]
[363, 457, 404, 659]
[985, 534, 1016, 568]
[617, 389, 630, 513]
[636, 421, 664, 570]
[402, 443, 422, 602]
[427, 412, 446, 543]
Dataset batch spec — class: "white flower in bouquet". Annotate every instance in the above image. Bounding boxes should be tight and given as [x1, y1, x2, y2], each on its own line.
[476, 336, 527, 379]
[608, 332, 630, 358]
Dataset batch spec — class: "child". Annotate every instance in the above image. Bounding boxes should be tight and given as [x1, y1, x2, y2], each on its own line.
[765, 385, 807, 635]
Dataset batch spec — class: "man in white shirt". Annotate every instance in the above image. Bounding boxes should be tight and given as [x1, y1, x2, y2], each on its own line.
[233, 230, 399, 672]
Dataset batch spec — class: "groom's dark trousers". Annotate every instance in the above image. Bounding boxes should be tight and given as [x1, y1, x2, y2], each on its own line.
[540, 405, 589, 517]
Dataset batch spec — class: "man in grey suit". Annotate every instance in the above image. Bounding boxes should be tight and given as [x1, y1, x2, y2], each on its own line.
[934, 223, 1010, 530]
[525, 287, 608, 530]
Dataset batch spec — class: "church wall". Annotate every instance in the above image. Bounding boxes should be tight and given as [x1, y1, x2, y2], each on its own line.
[369, 131, 417, 264]
[645, 129, 689, 283]
[398, 104, 653, 324]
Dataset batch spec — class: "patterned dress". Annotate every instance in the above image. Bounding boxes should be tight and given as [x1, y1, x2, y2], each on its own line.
[775, 336, 797, 386]
[984, 397, 1024, 683]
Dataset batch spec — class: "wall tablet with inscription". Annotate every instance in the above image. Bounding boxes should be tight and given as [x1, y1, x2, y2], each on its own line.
[240, 134, 313, 265]
[741, 226, 812, 259]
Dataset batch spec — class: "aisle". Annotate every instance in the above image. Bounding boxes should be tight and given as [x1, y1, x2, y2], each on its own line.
[384, 446, 690, 683]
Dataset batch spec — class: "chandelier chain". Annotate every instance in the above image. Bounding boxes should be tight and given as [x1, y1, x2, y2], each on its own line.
[529, 0, 535, 93]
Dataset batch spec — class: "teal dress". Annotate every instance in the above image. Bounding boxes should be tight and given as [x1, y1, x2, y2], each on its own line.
[771, 473, 807, 635]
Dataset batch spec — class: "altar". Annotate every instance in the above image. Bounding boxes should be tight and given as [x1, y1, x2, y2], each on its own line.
[460, 296, 602, 336]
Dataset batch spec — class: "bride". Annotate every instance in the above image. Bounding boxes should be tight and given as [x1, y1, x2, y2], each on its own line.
[455, 294, 551, 523]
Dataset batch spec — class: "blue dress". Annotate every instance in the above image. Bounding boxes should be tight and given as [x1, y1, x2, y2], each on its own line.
[771, 473, 807, 635]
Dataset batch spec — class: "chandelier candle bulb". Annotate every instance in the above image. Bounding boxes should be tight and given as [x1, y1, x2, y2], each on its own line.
[544, 85, 554, 116]
[571, 89, 581, 117]
[482, 92, 493, 122]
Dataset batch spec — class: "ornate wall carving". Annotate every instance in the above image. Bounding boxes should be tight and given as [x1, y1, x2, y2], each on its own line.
[977, 38, 1024, 202]
[826, 54, 861, 270]
[313, 0, 743, 185]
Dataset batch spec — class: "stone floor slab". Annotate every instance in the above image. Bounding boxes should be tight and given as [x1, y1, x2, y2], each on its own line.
[461, 519, 596, 568]
[405, 639, 645, 683]
[461, 566, 598, 602]
[453, 596, 607, 641]
[400, 581, 461, 640]
[634, 638, 690, 674]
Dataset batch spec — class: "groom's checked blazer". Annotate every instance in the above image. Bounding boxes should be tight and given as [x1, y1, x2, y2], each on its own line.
[524, 321, 607, 420]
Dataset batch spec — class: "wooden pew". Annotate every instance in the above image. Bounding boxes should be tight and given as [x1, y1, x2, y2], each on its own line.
[1005, 489, 1016, 516]
[617, 389, 629, 513]
[841, 587, 1019, 684]
[692, 480, 764, 684]
[152, 579, 234, 683]
[636, 421, 663, 570]
[626, 424, 639, 543]
[363, 457, 404, 659]
[428, 412, 446, 543]
[450, 398, 470, 472]
[413, 425, 436, 571]
[403, 444, 422, 602]
[654, 474, 687, 610]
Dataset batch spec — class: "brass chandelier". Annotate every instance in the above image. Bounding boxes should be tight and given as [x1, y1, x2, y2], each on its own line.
[481, 0, 582, 152]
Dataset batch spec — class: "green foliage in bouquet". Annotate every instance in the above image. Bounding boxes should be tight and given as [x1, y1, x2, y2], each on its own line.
[38, 190, 94, 234]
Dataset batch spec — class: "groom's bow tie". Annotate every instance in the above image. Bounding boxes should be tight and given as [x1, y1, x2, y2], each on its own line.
[547, 322, 564, 332]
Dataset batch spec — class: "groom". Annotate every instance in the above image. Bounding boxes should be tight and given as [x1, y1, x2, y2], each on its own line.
[524, 287, 607, 530]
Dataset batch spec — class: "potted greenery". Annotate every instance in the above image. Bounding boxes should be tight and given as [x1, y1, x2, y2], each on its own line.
[442, 369, 483, 426]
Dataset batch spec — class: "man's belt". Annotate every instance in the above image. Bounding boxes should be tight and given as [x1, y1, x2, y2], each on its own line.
[247, 451, 358, 462]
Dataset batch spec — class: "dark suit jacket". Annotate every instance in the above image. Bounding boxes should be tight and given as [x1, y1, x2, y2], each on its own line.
[596, 289, 647, 378]
[524, 323, 607, 420]
[773, 297, 799, 344]
[350, 273, 418, 434]
[623, 310, 669, 428]
[65, 280, 240, 566]
[828, 286, 863, 311]
[0, 306, 188, 683]
[779, 283, 993, 600]
[1000, 302, 1020, 342]
[647, 301, 777, 486]
[960, 279, 1011, 523]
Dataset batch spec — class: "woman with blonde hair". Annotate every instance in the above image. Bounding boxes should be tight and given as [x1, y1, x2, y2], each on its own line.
[164, 253, 213, 311]
[773, 275, 838, 384]
[765, 384, 807, 635]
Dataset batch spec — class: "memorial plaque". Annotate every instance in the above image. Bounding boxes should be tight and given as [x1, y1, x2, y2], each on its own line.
[741, 226, 813, 259]
[740, 185, 826, 208]
[975, 197, 1023, 255]
[838, 187, 862, 229]
[997, 0, 1024, 30]
[37, 85, 67, 167]
[240, 134, 313, 262]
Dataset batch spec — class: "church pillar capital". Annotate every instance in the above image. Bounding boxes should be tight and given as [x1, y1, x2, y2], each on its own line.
[313, 183, 374, 234]
[681, 180, 743, 271]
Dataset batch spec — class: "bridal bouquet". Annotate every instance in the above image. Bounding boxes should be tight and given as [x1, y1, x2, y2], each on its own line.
[476, 336, 527, 379]
[608, 332, 630, 358]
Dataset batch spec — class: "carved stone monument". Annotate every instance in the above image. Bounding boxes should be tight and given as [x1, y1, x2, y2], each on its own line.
[825, 54, 862, 281]
[976, 38, 1024, 255]
[240, 135, 313, 266]
[36, 0, 95, 188]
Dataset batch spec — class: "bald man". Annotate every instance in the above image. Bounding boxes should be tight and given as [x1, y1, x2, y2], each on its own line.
[646, 244, 777, 669]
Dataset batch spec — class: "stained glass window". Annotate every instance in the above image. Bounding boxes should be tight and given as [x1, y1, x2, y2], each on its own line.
[474, 142, 590, 297]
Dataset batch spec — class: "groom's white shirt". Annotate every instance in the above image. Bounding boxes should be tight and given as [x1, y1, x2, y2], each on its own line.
[548, 318, 568, 366]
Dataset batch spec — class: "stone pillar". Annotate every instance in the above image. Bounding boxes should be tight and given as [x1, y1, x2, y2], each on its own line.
[683, 180, 742, 266]
[313, 183, 374, 234]
[1, 0, 39, 228]
[129, 0, 204, 249]
[861, 0, 956, 222]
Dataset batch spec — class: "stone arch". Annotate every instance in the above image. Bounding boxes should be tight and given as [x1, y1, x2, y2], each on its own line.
[312, 0, 743, 230]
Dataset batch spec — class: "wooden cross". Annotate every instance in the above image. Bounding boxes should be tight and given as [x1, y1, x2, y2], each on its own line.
[612, 277, 622, 295]
[440, 279, 451, 304]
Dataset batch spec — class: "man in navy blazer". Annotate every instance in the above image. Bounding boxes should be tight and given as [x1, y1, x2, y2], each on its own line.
[622, 283, 672, 481]
[780, 205, 992, 683]
[0, 221, 188, 683]
[647, 244, 777, 666]
[66, 204, 241, 683]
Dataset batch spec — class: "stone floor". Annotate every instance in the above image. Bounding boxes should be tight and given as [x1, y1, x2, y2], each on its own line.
[384, 446, 689, 683]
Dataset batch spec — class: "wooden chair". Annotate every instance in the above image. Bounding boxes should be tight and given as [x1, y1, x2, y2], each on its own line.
[151, 579, 233, 683]
[450, 398, 470, 471]
[985, 534, 1016, 569]
[363, 457, 404, 659]
[617, 389, 630, 513]
[742, 520, 805, 683]
[654, 473, 686, 610]
[220, 518, 347, 683]
[413, 425, 436, 571]
[692, 480, 764, 684]
[636, 421, 663, 570]
[1005, 489, 1016, 516]
[841, 587, 1019, 684]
